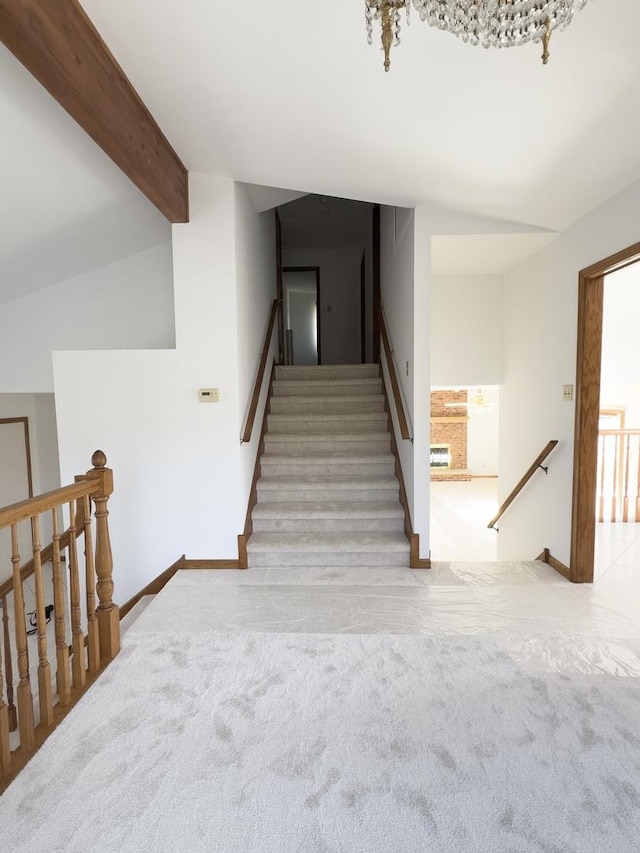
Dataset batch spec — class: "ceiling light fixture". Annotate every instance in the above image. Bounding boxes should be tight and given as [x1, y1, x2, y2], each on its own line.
[365, 0, 590, 72]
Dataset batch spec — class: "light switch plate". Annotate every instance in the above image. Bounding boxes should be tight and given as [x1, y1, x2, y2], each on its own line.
[199, 388, 220, 402]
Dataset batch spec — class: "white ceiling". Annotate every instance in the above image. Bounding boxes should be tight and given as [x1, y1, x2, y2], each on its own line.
[2, 0, 640, 296]
[79, 0, 640, 232]
[0, 43, 169, 304]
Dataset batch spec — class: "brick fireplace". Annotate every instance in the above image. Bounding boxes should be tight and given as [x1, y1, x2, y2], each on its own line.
[430, 390, 471, 481]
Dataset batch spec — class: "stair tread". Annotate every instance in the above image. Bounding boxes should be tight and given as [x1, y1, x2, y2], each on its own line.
[258, 476, 398, 487]
[252, 501, 405, 519]
[269, 411, 386, 419]
[265, 432, 390, 441]
[261, 452, 394, 463]
[247, 532, 410, 552]
[272, 394, 383, 403]
[274, 378, 381, 389]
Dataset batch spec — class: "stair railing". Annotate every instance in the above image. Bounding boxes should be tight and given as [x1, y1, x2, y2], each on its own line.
[0, 450, 118, 792]
[596, 429, 640, 522]
[488, 440, 559, 530]
[376, 305, 412, 441]
[241, 299, 278, 444]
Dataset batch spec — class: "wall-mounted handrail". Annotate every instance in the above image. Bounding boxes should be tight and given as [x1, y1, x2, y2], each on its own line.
[488, 440, 559, 530]
[241, 299, 278, 444]
[376, 305, 411, 441]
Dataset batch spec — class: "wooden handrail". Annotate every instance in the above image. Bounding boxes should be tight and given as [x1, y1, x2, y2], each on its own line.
[488, 440, 559, 529]
[0, 479, 99, 531]
[0, 450, 119, 792]
[241, 299, 278, 444]
[376, 305, 411, 441]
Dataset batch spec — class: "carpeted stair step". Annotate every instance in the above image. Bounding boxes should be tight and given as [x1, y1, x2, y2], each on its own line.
[272, 378, 382, 397]
[267, 412, 388, 434]
[264, 432, 391, 455]
[246, 531, 410, 567]
[257, 475, 399, 503]
[252, 501, 405, 533]
[275, 364, 379, 381]
[269, 394, 384, 415]
[260, 452, 395, 478]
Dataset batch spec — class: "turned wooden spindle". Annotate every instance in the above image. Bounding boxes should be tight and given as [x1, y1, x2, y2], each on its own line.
[623, 435, 631, 523]
[31, 514, 54, 726]
[67, 501, 86, 689]
[598, 435, 605, 523]
[11, 524, 34, 749]
[0, 600, 10, 778]
[85, 451, 119, 665]
[51, 508, 71, 706]
[636, 440, 640, 523]
[1, 596, 17, 730]
[83, 494, 100, 673]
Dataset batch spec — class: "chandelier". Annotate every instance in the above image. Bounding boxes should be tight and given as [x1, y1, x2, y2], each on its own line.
[365, 1, 590, 72]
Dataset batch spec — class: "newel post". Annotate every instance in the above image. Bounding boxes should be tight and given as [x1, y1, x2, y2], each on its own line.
[85, 450, 120, 665]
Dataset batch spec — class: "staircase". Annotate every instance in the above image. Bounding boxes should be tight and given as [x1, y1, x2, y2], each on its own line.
[247, 364, 410, 568]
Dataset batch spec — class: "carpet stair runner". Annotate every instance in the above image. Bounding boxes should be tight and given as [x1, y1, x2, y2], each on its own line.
[247, 364, 410, 567]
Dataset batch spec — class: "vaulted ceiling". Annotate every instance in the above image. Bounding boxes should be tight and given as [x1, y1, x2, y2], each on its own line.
[2, 0, 640, 298]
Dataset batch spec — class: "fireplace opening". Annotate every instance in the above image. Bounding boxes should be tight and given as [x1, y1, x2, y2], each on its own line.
[430, 444, 451, 469]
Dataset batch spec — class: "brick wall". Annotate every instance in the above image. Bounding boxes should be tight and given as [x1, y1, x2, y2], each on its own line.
[430, 390, 468, 470]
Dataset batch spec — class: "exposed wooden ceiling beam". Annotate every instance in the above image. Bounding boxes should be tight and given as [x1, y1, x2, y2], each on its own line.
[0, 0, 188, 222]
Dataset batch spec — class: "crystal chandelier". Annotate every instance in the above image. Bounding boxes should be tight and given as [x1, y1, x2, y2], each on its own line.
[365, 0, 591, 72]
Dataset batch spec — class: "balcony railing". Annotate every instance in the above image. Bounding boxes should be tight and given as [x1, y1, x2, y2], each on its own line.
[597, 429, 640, 523]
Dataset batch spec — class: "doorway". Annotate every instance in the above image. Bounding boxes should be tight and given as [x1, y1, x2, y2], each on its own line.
[0, 417, 33, 583]
[572, 241, 640, 583]
[429, 386, 500, 561]
[282, 267, 321, 366]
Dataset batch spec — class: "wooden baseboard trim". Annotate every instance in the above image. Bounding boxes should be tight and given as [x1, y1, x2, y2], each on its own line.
[536, 548, 570, 580]
[180, 559, 241, 570]
[119, 555, 185, 619]
[410, 534, 431, 569]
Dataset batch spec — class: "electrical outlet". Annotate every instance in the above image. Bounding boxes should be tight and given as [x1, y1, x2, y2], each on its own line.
[562, 384, 573, 402]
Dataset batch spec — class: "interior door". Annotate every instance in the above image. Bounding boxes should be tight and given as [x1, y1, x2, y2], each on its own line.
[283, 268, 320, 366]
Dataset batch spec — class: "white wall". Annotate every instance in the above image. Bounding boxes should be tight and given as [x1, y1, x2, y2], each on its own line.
[0, 242, 175, 393]
[466, 388, 500, 476]
[430, 274, 504, 386]
[234, 182, 278, 505]
[0, 394, 60, 495]
[380, 206, 432, 556]
[53, 175, 276, 604]
[499, 179, 640, 564]
[283, 248, 362, 364]
[601, 263, 640, 425]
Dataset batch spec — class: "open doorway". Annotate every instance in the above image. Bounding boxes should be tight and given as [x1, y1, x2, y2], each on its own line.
[572, 240, 640, 583]
[282, 267, 320, 366]
[429, 386, 500, 561]
[593, 262, 640, 582]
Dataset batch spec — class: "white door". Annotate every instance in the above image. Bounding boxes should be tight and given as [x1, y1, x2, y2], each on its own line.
[284, 271, 318, 366]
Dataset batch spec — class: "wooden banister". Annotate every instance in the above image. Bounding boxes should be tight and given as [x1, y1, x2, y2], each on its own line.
[0, 479, 99, 531]
[0, 450, 118, 793]
[488, 440, 559, 530]
[241, 299, 278, 444]
[376, 305, 411, 441]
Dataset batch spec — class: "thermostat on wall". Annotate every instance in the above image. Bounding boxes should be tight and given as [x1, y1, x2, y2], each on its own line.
[199, 388, 220, 402]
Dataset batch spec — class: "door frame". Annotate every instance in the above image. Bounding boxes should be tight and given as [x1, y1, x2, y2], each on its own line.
[282, 266, 321, 365]
[0, 417, 33, 499]
[571, 240, 640, 582]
